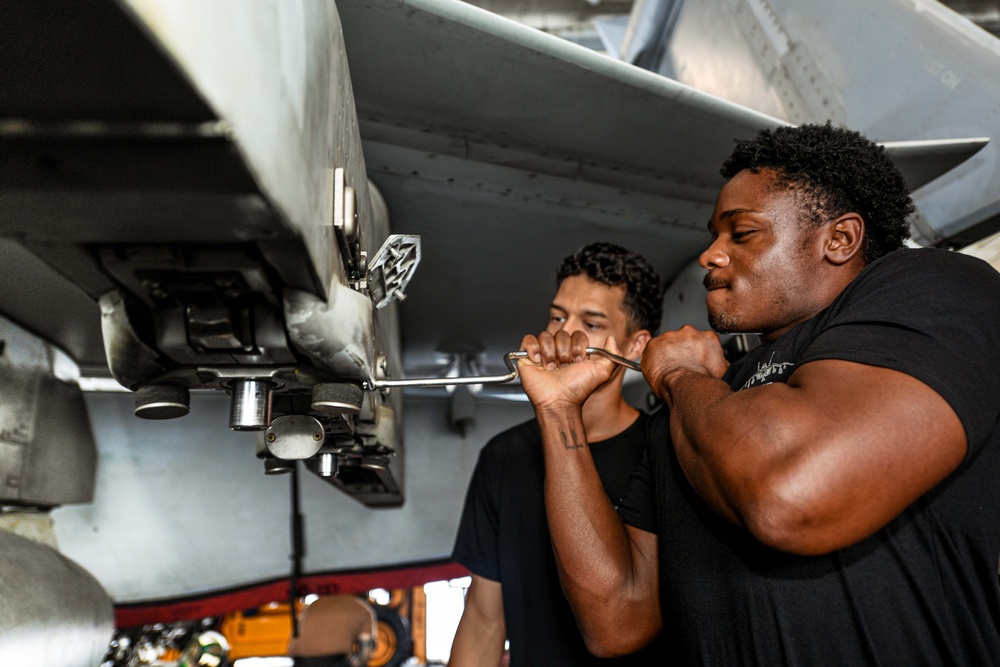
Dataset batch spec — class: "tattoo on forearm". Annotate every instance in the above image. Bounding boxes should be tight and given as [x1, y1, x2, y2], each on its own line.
[560, 430, 585, 450]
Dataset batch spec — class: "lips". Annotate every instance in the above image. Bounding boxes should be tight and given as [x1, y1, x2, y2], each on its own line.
[703, 274, 728, 291]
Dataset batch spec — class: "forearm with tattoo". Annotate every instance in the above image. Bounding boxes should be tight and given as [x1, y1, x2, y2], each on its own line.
[560, 428, 586, 450]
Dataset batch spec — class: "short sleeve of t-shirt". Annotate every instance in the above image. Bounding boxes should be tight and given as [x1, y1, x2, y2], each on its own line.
[452, 440, 504, 582]
[617, 411, 662, 534]
[799, 249, 1000, 455]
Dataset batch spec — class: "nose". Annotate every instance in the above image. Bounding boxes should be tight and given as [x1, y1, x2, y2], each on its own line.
[699, 238, 729, 270]
[560, 317, 583, 334]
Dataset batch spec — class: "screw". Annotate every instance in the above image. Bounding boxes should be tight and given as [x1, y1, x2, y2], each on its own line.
[313, 432, 323, 441]
[266, 433, 276, 442]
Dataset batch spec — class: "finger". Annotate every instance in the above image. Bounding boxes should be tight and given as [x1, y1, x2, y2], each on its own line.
[537, 331, 558, 369]
[570, 331, 589, 362]
[520, 334, 541, 363]
[595, 335, 623, 378]
[603, 335, 621, 356]
[554, 330, 575, 366]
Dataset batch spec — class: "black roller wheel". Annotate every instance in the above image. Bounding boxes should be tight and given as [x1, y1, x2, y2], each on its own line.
[368, 604, 413, 667]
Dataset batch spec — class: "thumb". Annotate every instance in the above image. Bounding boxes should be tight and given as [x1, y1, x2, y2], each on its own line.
[604, 335, 622, 356]
[596, 336, 625, 378]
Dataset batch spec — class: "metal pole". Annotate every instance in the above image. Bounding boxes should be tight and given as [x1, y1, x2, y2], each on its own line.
[289, 461, 304, 637]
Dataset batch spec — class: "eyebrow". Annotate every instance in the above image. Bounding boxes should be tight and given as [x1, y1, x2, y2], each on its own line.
[550, 304, 609, 319]
[707, 207, 761, 230]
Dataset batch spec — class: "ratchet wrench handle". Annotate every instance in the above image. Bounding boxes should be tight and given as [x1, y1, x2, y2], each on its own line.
[372, 347, 640, 389]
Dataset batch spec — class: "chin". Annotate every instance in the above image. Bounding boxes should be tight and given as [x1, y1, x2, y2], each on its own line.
[708, 312, 742, 335]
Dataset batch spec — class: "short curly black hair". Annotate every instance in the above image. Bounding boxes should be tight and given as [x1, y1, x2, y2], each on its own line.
[556, 242, 664, 334]
[720, 122, 914, 263]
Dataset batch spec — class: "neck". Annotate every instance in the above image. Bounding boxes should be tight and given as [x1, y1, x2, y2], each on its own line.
[580, 371, 639, 442]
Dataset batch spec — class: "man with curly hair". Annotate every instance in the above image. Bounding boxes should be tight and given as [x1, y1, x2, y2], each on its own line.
[450, 242, 665, 666]
[518, 123, 1000, 664]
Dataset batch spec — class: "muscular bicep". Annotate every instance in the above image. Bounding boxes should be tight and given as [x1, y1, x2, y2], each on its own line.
[721, 359, 967, 554]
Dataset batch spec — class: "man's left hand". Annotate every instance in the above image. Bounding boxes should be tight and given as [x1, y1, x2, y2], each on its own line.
[518, 330, 619, 412]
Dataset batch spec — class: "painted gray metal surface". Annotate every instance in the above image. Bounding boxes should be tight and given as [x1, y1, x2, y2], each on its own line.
[123, 0, 371, 297]
[0, 0, 306, 373]
[1, 0, 411, 505]
[0, 315, 97, 507]
[339, 0, 787, 203]
[336, 0, 982, 377]
[0, 0, 391, 385]
[0, 530, 114, 667]
[641, 0, 1000, 246]
[117, 0, 392, 388]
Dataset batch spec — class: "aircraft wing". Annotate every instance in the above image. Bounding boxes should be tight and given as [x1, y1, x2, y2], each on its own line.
[336, 0, 981, 374]
[616, 0, 1000, 250]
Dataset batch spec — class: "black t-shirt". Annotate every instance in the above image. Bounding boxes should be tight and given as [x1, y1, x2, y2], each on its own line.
[453, 412, 660, 666]
[620, 248, 1000, 665]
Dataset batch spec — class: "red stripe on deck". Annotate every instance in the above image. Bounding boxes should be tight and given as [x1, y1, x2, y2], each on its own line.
[114, 560, 470, 627]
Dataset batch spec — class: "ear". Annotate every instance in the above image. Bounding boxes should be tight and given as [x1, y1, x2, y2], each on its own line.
[824, 213, 865, 265]
[623, 329, 652, 358]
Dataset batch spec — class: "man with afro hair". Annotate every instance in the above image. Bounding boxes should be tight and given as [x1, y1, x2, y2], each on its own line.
[450, 242, 665, 666]
[518, 123, 1000, 664]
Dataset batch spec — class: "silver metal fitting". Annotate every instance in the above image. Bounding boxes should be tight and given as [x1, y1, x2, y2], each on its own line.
[228, 379, 274, 431]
